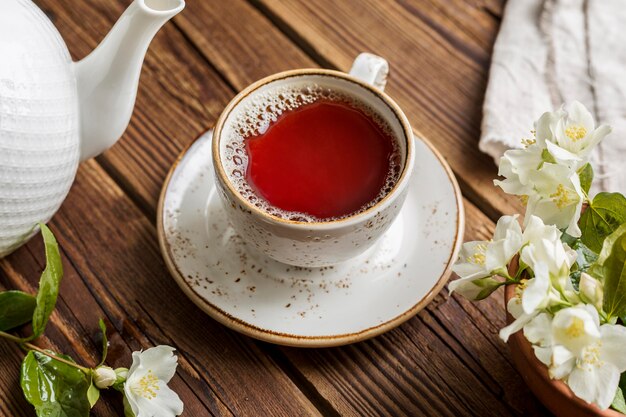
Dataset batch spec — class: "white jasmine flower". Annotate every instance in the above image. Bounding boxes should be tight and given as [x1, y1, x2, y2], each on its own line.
[549, 101, 612, 164]
[94, 366, 117, 389]
[551, 304, 601, 355]
[525, 163, 585, 237]
[450, 276, 502, 301]
[519, 305, 626, 409]
[450, 215, 522, 293]
[450, 241, 491, 281]
[494, 144, 543, 196]
[124, 346, 184, 417]
[520, 233, 578, 299]
[500, 217, 578, 342]
[494, 109, 561, 198]
[550, 305, 626, 410]
[579, 272, 603, 310]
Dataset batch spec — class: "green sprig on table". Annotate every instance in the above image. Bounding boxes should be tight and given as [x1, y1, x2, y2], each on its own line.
[0, 224, 122, 417]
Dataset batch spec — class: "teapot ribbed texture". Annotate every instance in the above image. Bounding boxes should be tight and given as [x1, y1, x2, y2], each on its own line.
[0, 0, 80, 256]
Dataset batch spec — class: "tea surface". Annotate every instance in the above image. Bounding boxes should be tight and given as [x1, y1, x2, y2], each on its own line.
[244, 99, 397, 219]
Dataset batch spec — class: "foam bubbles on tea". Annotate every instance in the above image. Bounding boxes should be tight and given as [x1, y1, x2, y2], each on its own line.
[222, 82, 402, 222]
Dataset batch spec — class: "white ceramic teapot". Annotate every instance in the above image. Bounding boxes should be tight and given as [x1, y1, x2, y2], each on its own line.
[0, 0, 184, 257]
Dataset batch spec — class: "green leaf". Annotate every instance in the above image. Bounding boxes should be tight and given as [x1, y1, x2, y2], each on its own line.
[21, 351, 90, 417]
[569, 240, 599, 290]
[474, 278, 505, 301]
[0, 291, 36, 331]
[578, 163, 594, 195]
[612, 386, 626, 414]
[98, 318, 108, 366]
[28, 224, 63, 340]
[561, 234, 598, 290]
[580, 193, 626, 253]
[87, 378, 100, 409]
[561, 232, 578, 247]
[589, 223, 626, 319]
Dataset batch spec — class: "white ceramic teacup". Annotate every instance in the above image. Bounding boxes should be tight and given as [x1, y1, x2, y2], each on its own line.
[212, 53, 415, 267]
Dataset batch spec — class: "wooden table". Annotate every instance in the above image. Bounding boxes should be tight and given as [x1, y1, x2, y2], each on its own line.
[0, 0, 552, 416]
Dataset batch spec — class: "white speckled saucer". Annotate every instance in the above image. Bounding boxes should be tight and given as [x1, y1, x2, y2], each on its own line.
[157, 129, 464, 347]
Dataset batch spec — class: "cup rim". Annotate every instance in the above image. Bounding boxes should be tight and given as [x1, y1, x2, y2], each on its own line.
[212, 68, 414, 229]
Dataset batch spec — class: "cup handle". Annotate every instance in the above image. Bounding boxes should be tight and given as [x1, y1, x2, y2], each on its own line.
[348, 53, 389, 91]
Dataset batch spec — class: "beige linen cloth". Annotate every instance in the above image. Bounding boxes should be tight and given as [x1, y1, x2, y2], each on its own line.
[480, 0, 625, 193]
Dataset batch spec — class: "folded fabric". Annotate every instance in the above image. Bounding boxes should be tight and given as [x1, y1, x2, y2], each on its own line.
[480, 0, 625, 193]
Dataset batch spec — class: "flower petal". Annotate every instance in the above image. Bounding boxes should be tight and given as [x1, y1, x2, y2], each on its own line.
[521, 265, 550, 314]
[549, 345, 576, 379]
[452, 241, 490, 278]
[522, 215, 561, 246]
[133, 381, 184, 417]
[499, 312, 535, 342]
[506, 296, 524, 319]
[580, 124, 612, 159]
[568, 101, 595, 132]
[600, 324, 626, 372]
[493, 214, 521, 241]
[567, 362, 619, 410]
[524, 312, 553, 346]
[545, 140, 581, 162]
[534, 110, 561, 145]
[135, 346, 179, 383]
[449, 276, 501, 301]
[533, 346, 553, 366]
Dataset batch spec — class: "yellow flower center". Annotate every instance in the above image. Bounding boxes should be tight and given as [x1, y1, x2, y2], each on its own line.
[466, 244, 487, 266]
[133, 370, 160, 399]
[521, 138, 536, 147]
[578, 343, 604, 369]
[565, 125, 587, 141]
[565, 317, 585, 338]
[514, 279, 528, 299]
[550, 184, 572, 209]
[519, 195, 529, 206]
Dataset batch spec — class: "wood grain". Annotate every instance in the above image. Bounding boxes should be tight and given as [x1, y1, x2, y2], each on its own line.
[0, 0, 554, 416]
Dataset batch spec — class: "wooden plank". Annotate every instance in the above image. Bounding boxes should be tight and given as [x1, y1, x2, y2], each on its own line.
[0, 343, 33, 417]
[248, 0, 521, 221]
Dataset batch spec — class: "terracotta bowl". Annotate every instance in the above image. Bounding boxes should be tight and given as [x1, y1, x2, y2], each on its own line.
[504, 283, 622, 417]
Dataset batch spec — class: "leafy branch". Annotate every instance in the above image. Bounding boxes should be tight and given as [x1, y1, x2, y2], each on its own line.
[0, 224, 183, 417]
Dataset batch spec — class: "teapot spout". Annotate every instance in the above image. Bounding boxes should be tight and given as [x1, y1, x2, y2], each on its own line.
[75, 0, 184, 161]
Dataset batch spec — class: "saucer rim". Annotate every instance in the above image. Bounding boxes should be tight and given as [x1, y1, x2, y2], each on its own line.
[157, 128, 465, 347]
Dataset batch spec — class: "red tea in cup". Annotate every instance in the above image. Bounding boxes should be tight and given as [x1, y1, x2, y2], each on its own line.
[223, 85, 401, 221]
